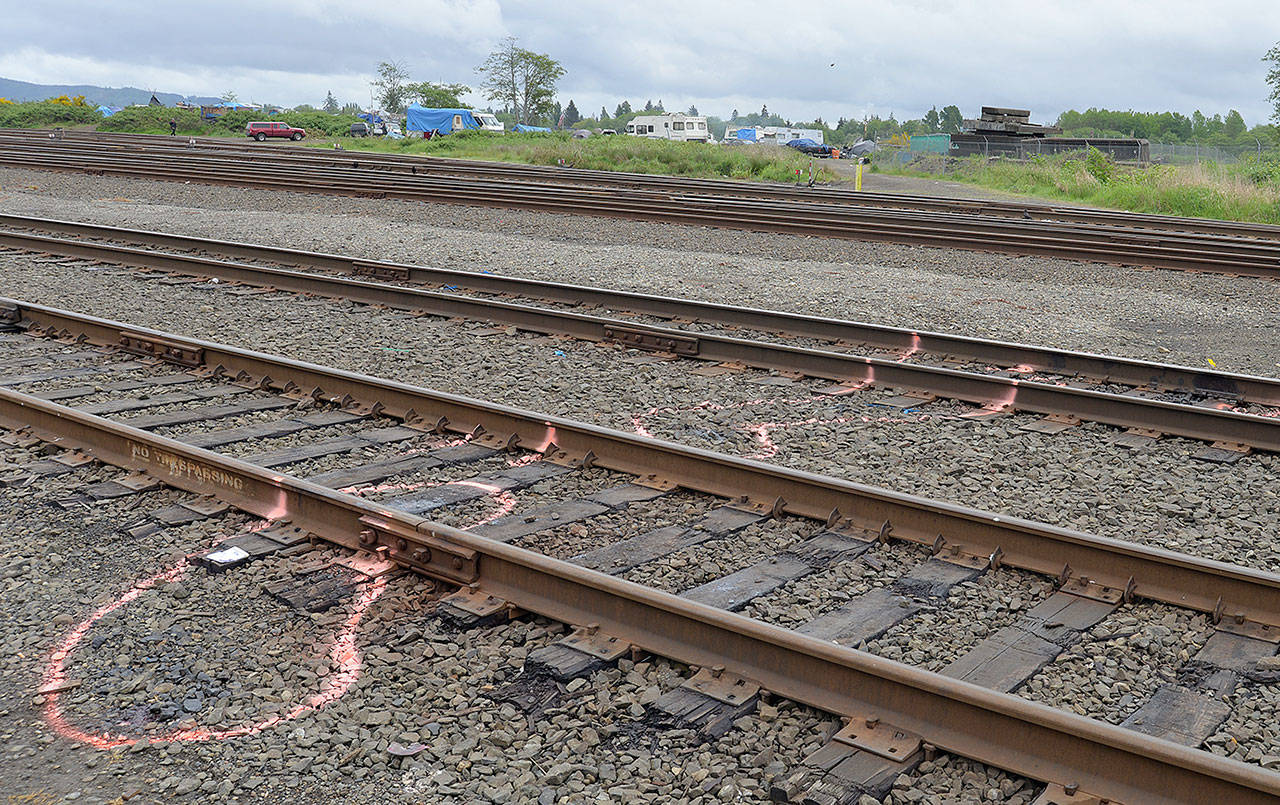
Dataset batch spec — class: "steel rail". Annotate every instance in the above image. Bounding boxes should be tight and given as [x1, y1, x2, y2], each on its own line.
[7, 128, 1280, 241]
[0, 333, 1277, 803]
[2, 142, 1280, 278]
[6, 297, 1280, 636]
[11, 128, 1280, 243]
[7, 139, 1279, 261]
[6, 136, 1280, 258]
[7, 212, 1278, 407]
[7, 229, 1280, 456]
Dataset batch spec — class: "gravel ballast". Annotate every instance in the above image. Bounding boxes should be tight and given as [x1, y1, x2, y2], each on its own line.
[2, 254, 1276, 575]
[3, 164, 1279, 801]
[2, 441, 1052, 804]
[2, 168, 1279, 376]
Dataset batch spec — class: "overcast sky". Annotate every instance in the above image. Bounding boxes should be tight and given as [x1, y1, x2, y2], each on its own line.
[4, 1, 1277, 126]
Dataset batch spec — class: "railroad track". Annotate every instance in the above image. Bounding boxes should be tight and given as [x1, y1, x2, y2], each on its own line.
[2, 215, 1278, 462]
[2, 299, 1279, 802]
[2, 130, 1279, 278]
[7, 127, 1280, 243]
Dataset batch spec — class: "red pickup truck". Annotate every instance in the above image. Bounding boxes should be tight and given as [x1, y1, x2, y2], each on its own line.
[245, 121, 306, 141]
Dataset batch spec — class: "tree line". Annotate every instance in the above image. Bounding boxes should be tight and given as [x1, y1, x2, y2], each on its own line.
[340, 37, 1280, 145]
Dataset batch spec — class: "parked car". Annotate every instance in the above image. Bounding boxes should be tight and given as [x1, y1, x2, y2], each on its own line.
[350, 121, 371, 137]
[245, 121, 306, 141]
[785, 138, 834, 157]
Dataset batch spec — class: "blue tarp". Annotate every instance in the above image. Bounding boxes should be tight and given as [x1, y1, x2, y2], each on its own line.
[358, 112, 384, 124]
[95, 105, 121, 117]
[735, 127, 757, 142]
[785, 138, 821, 149]
[512, 124, 550, 133]
[405, 105, 480, 134]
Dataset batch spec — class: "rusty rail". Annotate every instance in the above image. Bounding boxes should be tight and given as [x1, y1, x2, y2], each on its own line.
[5, 229, 1280, 456]
[6, 212, 1278, 406]
[2, 134, 1279, 278]
[5, 127, 1280, 242]
[0, 343, 1277, 802]
[7, 298, 1280, 637]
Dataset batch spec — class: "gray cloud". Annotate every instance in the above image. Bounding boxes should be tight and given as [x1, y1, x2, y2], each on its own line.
[3, 0, 1276, 125]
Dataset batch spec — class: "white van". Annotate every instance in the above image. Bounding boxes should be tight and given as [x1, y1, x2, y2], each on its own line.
[473, 112, 505, 133]
[626, 113, 712, 143]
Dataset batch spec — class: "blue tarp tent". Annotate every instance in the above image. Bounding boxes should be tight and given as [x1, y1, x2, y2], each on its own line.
[405, 105, 480, 135]
[735, 128, 757, 142]
[358, 112, 384, 125]
[512, 124, 551, 133]
[95, 105, 121, 117]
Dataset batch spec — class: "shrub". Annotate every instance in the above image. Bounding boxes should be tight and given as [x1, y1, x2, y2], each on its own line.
[0, 101, 102, 128]
[320, 131, 835, 183]
[96, 106, 205, 134]
[1083, 147, 1116, 184]
[212, 110, 361, 137]
[1240, 153, 1280, 186]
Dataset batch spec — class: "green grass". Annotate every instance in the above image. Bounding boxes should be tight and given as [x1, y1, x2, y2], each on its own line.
[0, 102, 831, 183]
[307, 130, 835, 183]
[873, 151, 1280, 224]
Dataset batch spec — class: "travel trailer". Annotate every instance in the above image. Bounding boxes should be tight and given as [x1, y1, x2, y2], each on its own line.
[405, 106, 505, 136]
[723, 126, 824, 145]
[625, 113, 712, 143]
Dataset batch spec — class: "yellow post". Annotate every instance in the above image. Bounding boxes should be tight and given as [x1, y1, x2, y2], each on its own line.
[855, 160, 863, 191]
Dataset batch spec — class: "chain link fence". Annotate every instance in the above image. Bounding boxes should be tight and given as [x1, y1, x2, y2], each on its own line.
[875, 140, 1276, 170]
[1148, 142, 1269, 165]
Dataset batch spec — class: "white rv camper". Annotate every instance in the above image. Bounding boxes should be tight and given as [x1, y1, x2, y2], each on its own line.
[625, 112, 712, 143]
[723, 126, 824, 145]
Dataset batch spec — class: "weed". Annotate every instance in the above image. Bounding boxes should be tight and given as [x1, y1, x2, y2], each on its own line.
[874, 151, 1280, 224]
[310, 130, 833, 183]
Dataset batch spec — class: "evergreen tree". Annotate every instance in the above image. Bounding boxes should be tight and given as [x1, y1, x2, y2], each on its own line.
[923, 106, 940, 132]
[323, 91, 339, 113]
[687, 104, 698, 116]
[656, 99, 664, 111]
[563, 99, 581, 125]
[1224, 109, 1246, 137]
[730, 108, 739, 120]
[939, 105, 963, 134]
[644, 99, 654, 111]
[614, 101, 631, 117]
[600, 106, 608, 121]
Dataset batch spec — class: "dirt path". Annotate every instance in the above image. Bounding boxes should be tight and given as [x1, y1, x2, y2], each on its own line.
[824, 161, 1019, 199]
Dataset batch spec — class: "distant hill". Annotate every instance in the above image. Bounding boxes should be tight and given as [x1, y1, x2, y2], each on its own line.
[0, 77, 222, 107]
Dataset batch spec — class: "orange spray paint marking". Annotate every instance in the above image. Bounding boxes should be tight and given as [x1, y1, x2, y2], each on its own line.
[45, 433, 535, 749]
[633, 392, 930, 460]
[42, 565, 387, 749]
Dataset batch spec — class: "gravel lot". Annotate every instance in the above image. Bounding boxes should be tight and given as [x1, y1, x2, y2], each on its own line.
[2, 165, 1279, 802]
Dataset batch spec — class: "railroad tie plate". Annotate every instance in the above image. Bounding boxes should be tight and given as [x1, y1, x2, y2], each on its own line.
[1029, 783, 1108, 805]
[560, 625, 631, 661]
[682, 667, 759, 705]
[440, 587, 506, 618]
[831, 716, 922, 762]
